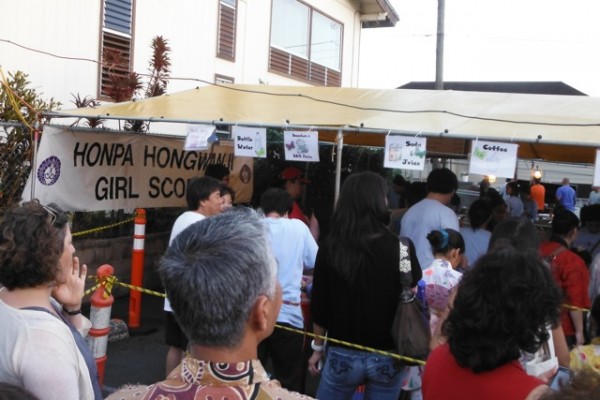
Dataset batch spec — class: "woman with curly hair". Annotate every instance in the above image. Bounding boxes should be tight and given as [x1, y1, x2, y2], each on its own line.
[0, 201, 101, 400]
[488, 217, 570, 368]
[422, 246, 562, 400]
[307, 171, 422, 399]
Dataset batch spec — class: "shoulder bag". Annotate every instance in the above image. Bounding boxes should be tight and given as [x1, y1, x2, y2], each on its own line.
[390, 237, 431, 365]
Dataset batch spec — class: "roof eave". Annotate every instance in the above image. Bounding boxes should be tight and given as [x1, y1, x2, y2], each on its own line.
[359, 0, 399, 28]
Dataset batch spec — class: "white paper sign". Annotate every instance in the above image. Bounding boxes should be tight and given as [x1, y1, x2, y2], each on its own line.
[283, 130, 320, 162]
[185, 124, 215, 150]
[233, 126, 267, 158]
[593, 149, 600, 186]
[384, 135, 427, 170]
[468, 140, 519, 179]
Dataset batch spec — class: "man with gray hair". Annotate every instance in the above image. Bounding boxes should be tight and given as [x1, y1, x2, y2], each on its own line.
[108, 208, 313, 399]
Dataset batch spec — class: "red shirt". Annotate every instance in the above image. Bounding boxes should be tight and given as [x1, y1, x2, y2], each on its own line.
[289, 201, 309, 225]
[422, 344, 544, 400]
[539, 241, 591, 336]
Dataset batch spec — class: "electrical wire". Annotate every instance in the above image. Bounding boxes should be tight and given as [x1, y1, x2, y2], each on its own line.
[3, 37, 600, 129]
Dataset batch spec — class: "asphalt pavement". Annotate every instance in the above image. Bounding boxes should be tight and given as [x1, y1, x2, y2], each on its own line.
[101, 293, 167, 395]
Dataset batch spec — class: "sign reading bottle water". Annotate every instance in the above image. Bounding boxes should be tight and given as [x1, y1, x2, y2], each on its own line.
[468, 140, 518, 179]
[384, 135, 427, 170]
[233, 126, 267, 158]
[283, 130, 320, 162]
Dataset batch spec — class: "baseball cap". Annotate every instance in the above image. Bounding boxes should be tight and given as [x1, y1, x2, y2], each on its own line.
[280, 167, 310, 183]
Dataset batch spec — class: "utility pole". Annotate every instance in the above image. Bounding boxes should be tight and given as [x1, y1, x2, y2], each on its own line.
[435, 0, 445, 90]
[433, 0, 446, 171]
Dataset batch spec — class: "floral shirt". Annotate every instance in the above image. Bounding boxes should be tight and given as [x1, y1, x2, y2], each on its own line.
[106, 357, 313, 400]
[570, 337, 600, 373]
[422, 258, 463, 312]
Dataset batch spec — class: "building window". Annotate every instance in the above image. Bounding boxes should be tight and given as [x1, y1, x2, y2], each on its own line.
[215, 74, 235, 84]
[269, 0, 342, 86]
[100, 0, 134, 99]
[217, 0, 237, 61]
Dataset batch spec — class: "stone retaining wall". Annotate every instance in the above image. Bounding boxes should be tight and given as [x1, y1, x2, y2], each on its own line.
[76, 232, 170, 302]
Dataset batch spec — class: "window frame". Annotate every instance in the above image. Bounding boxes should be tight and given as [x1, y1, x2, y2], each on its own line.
[216, 0, 238, 61]
[98, 0, 135, 100]
[268, 0, 343, 87]
[215, 74, 235, 84]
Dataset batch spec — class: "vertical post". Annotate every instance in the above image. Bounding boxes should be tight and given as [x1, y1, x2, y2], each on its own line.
[87, 264, 115, 387]
[30, 122, 40, 200]
[334, 129, 344, 204]
[128, 209, 146, 328]
[435, 0, 445, 90]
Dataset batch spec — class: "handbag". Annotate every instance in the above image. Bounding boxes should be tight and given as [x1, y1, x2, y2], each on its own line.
[390, 237, 431, 365]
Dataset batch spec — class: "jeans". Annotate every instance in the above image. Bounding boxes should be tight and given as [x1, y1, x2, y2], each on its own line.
[316, 346, 406, 400]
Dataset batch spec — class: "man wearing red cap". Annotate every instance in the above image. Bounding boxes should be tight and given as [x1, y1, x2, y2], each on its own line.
[281, 167, 319, 240]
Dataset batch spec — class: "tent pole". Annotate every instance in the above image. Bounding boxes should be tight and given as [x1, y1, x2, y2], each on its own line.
[29, 122, 40, 201]
[334, 129, 344, 204]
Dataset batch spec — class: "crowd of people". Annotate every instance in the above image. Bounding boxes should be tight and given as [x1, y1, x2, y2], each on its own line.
[3, 164, 600, 399]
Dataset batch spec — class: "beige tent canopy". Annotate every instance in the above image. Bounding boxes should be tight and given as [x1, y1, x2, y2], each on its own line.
[49, 84, 600, 164]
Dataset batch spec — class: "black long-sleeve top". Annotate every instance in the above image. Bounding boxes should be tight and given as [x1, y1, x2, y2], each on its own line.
[310, 231, 422, 351]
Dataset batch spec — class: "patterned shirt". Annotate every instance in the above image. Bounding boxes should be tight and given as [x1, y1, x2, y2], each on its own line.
[106, 357, 313, 400]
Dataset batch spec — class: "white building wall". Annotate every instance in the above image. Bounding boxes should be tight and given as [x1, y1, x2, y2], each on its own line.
[0, 0, 370, 107]
[133, 0, 363, 90]
[0, 0, 102, 107]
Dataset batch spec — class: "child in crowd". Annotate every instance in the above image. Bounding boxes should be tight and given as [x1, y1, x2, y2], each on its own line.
[402, 229, 465, 400]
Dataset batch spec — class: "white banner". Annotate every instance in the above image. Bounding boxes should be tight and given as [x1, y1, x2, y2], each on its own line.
[593, 149, 600, 187]
[233, 126, 267, 158]
[468, 140, 518, 179]
[23, 126, 254, 211]
[283, 130, 320, 162]
[384, 135, 427, 170]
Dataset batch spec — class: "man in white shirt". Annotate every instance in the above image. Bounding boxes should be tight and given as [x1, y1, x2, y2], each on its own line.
[258, 188, 318, 392]
[164, 176, 223, 376]
[400, 168, 460, 268]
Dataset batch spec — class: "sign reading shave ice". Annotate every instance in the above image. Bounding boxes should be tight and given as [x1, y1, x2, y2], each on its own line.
[23, 126, 253, 211]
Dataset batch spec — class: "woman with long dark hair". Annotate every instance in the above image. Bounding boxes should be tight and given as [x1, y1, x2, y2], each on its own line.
[307, 171, 421, 399]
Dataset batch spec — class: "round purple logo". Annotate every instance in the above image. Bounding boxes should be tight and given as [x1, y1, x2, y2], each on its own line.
[37, 156, 61, 186]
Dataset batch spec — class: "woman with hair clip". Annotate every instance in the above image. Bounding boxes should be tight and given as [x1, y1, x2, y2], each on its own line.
[403, 228, 465, 400]
[423, 228, 465, 339]
[0, 200, 101, 400]
[307, 171, 422, 400]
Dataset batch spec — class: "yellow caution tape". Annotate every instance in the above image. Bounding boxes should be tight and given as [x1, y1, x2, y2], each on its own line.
[85, 274, 591, 366]
[72, 217, 135, 238]
[0, 67, 35, 131]
[274, 324, 427, 366]
[561, 303, 590, 312]
[83, 283, 100, 297]
[111, 277, 168, 299]
[89, 274, 426, 365]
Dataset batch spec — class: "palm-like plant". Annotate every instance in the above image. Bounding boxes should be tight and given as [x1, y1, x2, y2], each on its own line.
[70, 93, 105, 128]
[145, 36, 171, 98]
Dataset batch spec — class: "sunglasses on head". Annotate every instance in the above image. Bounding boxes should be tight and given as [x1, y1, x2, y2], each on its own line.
[43, 204, 59, 226]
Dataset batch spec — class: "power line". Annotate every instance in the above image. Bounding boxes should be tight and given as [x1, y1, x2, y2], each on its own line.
[3, 38, 599, 129]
